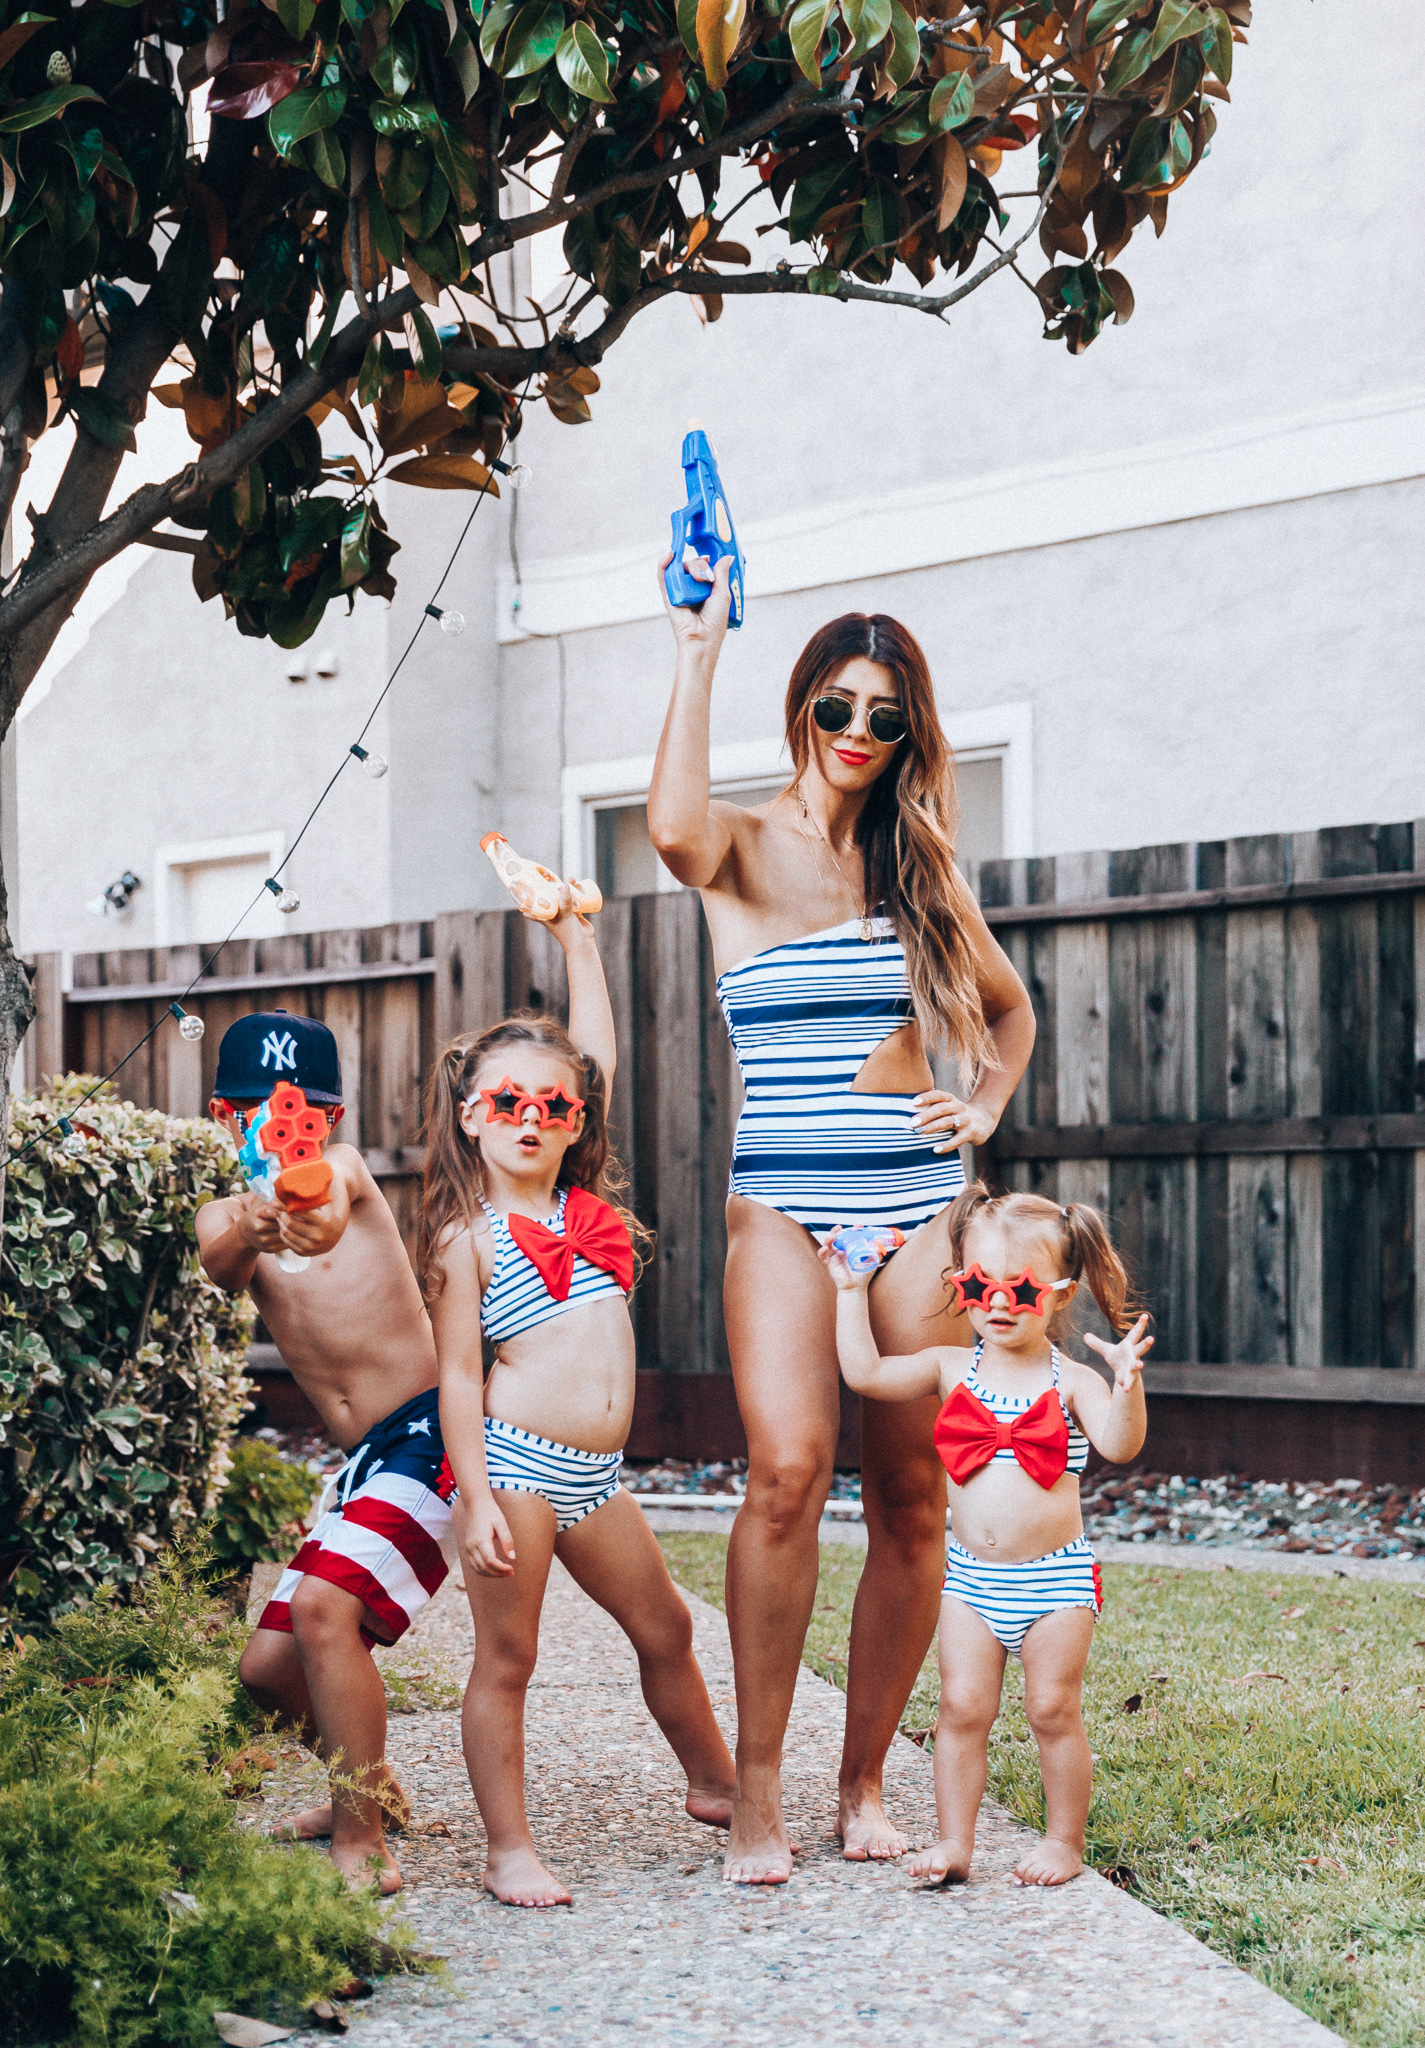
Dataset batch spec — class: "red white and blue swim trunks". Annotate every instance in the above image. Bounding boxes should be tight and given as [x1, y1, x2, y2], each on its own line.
[256, 1386, 457, 1647]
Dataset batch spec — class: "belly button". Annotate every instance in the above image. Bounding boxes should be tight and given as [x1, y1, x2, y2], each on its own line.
[983, 1533, 996, 1549]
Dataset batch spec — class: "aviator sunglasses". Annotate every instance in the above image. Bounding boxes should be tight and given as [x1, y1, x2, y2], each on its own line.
[811, 694, 908, 747]
[949, 1263, 1074, 1317]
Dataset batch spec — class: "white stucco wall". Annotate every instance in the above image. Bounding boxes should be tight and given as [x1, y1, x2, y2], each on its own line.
[12, 0, 1425, 963]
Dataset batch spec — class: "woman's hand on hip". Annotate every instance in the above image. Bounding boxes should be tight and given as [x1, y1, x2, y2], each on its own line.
[658, 547, 731, 663]
[911, 1089, 997, 1153]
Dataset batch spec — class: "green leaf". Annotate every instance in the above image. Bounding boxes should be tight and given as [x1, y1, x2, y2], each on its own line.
[1148, 0, 1206, 63]
[1103, 25, 1152, 94]
[365, 181, 403, 264]
[881, 0, 918, 91]
[276, 0, 319, 34]
[787, 156, 854, 243]
[268, 82, 348, 157]
[372, 17, 419, 96]
[787, 0, 836, 82]
[369, 98, 438, 136]
[0, 82, 103, 132]
[1120, 113, 1172, 189]
[860, 179, 897, 253]
[840, 0, 890, 62]
[403, 303, 441, 380]
[1082, 0, 1136, 39]
[479, 0, 519, 63]
[303, 125, 347, 189]
[677, 0, 698, 59]
[339, 503, 371, 587]
[358, 330, 398, 407]
[555, 21, 614, 101]
[806, 265, 841, 293]
[56, 121, 103, 187]
[928, 70, 974, 131]
[71, 386, 136, 451]
[447, 24, 480, 103]
[499, 0, 563, 77]
[1202, 5, 1232, 82]
[883, 91, 930, 145]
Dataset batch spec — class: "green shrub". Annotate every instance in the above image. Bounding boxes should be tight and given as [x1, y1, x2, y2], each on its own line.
[208, 1439, 319, 1573]
[0, 1549, 420, 2047]
[1, 1080, 254, 1626]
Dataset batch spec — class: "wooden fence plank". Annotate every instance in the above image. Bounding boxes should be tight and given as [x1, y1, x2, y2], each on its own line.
[433, 910, 479, 1048]
[24, 953, 64, 1090]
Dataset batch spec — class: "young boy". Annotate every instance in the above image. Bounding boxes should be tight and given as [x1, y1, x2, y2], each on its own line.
[197, 1010, 453, 1894]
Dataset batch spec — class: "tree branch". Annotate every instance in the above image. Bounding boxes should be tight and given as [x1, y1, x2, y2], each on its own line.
[0, 400, 29, 548]
[0, 286, 418, 686]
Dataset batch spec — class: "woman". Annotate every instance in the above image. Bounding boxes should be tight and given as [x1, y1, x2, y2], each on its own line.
[647, 554, 1036, 1885]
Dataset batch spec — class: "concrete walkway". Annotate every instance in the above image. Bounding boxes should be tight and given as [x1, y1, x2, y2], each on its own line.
[252, 1561, 1343, 2047]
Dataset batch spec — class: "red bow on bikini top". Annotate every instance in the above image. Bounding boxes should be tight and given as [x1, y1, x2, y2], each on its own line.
[507, 1186, 634, 1301]
[932, 1381, 1069, 1492]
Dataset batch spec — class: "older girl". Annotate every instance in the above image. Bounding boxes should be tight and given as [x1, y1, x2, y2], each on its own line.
[824, 1186, 1150, 1887]
[421, 893, 734, 1907]
[648, 557, 1036, 1882]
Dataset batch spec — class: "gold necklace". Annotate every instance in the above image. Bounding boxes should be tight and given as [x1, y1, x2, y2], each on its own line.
[796, 785, 873, 943]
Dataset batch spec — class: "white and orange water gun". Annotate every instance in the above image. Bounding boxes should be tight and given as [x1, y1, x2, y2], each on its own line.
[480, 832, 602, 922]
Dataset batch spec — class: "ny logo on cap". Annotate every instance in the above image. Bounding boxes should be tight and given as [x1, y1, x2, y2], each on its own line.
[261, 1030, 298, 1074]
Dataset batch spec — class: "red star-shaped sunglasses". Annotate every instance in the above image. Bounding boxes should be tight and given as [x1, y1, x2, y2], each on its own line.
[948, 1262, 1074, 1316]
[474, 1076, 585, 1131]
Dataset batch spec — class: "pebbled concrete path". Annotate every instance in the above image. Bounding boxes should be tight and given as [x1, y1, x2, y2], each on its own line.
[251, 1558, 1343, 2047]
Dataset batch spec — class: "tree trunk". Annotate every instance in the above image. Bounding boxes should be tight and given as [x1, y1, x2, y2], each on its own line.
[0, 841, 35, 1230]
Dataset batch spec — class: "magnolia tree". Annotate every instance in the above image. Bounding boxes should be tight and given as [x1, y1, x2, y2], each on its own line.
[0, 0, 1248, 1150]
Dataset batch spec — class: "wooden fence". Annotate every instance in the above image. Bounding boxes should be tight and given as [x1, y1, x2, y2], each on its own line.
[20, 814, 1425, 1477]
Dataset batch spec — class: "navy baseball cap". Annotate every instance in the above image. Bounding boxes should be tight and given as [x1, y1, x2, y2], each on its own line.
[214, 1010, 343, 1105]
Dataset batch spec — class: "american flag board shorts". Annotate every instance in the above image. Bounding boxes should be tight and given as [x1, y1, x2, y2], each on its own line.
[257, 1386, 457, 1647]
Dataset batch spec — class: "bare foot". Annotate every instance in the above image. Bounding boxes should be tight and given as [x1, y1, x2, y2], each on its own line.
[908, 1836, 973, 1886]
[331, 1838, 403, 1896]
[266, 1801, 333, 1841]
[485, 1845, 573, 1908]
[1013, 1837, 1083, 1886]
[685, 1784, 735, 1829]
[838, 1788, 909, 1862]
[722, 1766, 795, 1885]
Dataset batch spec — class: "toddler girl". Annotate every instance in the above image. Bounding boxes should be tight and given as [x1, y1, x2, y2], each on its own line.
[421, 890, 735, 1908]
[822, 1185, 1150, 1888]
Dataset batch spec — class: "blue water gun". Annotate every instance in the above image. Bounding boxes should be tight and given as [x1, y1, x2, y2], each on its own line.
[663, 423, 745, 630]
[829, 1224, 907, 1274]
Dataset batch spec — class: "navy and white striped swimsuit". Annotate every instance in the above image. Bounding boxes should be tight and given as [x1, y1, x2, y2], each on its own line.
[716, 915, 965, 1237]
[942, 1343, 1100, 1656]
[478, 1191, 627, 1343]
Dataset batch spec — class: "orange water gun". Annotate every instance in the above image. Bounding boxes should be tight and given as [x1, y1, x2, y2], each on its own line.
[480, 832, 602, 922]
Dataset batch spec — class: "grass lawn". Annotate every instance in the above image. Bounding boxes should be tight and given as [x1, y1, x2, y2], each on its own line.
[659, 1533, 1425, 2048]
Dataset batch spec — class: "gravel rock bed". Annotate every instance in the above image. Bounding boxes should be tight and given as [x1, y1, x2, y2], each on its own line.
[1079, 1472, 1425, 1557]
[243, 1558, 1340, 2046]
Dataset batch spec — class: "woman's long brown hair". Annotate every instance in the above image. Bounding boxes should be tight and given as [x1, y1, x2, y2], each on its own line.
[418, 1013, 650, 1300]
[783, 614, 994, 1077]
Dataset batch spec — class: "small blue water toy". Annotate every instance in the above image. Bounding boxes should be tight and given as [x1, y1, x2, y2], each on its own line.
[663, 421, 744, 629]
[828, 1224, 907, 1274]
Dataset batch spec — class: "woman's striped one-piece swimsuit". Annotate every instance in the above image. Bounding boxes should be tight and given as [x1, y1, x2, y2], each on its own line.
[716, 914, 966, 1238]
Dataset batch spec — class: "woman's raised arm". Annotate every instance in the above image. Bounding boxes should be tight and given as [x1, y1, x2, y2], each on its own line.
[647, 552, 737, 888]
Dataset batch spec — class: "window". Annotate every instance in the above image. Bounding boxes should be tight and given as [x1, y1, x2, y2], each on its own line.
[154, 833, 287, 945]
[563, 707, 1030, 898]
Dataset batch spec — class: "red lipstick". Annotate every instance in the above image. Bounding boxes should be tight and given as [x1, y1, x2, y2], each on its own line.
[834, 747, 871, 766]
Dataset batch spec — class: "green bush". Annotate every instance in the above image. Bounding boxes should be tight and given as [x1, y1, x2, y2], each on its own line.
[208, 1439, 319, 1573]
[0, 1549, 420, 2047]
[1, 1080, 254, 1626]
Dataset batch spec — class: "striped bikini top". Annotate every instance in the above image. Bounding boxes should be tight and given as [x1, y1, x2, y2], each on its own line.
[716, 914, 910, 1098]
[965, 1344, 1089, 1478]
[478, 1190, 629, 1343]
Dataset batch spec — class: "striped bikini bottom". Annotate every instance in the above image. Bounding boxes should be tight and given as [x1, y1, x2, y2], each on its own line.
[941, 1535, 1103, 1658]
[482, 1416, 623, 1532]
[728, 1087, 966, 1239]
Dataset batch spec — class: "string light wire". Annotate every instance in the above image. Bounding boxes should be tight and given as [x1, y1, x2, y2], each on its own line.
[15, 377, 534, 1161]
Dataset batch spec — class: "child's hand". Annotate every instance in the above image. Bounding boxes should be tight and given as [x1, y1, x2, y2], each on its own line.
[817, 1236, 876, 1292]
[462, 1491, 517, 1577]
[1084, 1314, 1154, 1390]
[233, 1191, 286, 1255]
[276, 1201, 343, 1257]
[544, 877, 593, 942]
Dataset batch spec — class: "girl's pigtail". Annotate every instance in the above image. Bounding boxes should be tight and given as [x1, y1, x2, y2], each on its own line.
[1061, 1202, 1144, 1334]
[417, 1033, 489, 1301]
[941, 1180, 995, 1296]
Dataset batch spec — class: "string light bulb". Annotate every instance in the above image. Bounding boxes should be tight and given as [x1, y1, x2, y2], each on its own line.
[58, 1117, 87, 1157]
[169, 1002, 205, 1041]
[265, 877, 300, 914]
[425, 604, 465, 637]
[349, 743, 388, 778]
[491, 456, 533, 490]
